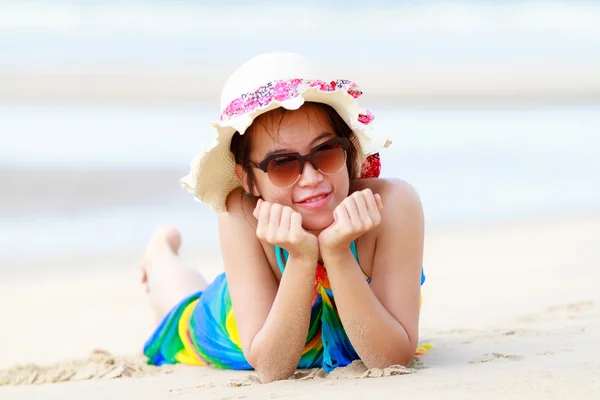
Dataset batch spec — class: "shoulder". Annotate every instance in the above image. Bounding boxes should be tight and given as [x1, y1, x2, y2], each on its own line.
[218, 188, 260, 244]
[221, 188, 281, 278]
[353, 178, 424, 248]
[351, 178, 423, 217]
[221, 187, 259, 228]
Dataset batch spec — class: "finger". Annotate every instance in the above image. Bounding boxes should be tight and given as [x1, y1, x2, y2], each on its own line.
[270, 203, 283, 228]
[374, 193, 384, 211]
[344, 197, 363, 231]
[290, 211, 303, 235]
[363, 189, 382, 223]
[253, 198, 263, 220]
[267, 203, 283, 243]
[335, 202, 353, 231]
[257, 201, 271, 238]
[279, 206, 292, 233]
[352, 191, 371, 224]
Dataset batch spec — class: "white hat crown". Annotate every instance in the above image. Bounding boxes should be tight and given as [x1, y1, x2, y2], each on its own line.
[220, 52, 323, 111]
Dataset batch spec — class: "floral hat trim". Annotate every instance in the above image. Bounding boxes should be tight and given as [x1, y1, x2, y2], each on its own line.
[220, 78, 365, 122]
[220, 77, 382, 179]
[360, 153, 381, 179]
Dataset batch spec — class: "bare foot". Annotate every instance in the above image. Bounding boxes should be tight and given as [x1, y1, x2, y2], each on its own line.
[140, 225, 208, 324]
[140, 225, 182, 292]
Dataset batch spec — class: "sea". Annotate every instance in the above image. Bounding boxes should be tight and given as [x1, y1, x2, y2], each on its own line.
[1, 1, 599, 264]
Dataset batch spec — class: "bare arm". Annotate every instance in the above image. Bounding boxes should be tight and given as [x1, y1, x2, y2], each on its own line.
[320, 180, 424, 368]
[219, 192, 318, 382]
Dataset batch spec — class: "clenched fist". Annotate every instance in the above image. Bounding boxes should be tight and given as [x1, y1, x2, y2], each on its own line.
[318, 189, 383, 253]
[253, 199, 319, 262]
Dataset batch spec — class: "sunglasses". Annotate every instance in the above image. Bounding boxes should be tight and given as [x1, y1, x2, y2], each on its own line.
[249, 137, 350, 188]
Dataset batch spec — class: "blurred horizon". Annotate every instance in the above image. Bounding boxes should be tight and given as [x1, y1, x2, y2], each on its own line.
[1, 0, 600, 102]
[1, 1, 599, 266]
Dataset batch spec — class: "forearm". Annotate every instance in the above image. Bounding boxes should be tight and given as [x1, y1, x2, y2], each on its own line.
[323, 249, 417, 368]
[247, 255, 316, 382]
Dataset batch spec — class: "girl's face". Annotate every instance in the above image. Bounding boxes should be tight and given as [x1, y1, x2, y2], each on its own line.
[248, 104, 351, 232]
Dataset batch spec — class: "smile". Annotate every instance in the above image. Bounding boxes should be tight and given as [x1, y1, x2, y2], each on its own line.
[296, 191, 332, 209]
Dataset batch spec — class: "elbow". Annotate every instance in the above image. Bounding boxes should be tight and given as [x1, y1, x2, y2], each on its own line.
[246, 353, 297, 383]
[255, 366, 296, 383]
[363, 346, 416, 370]
[245, 337, 301, 383]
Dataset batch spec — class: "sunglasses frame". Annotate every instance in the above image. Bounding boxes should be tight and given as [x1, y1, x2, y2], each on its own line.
[249, 137, 351, 187]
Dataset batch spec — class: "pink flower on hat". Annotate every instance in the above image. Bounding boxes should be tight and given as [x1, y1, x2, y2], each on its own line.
[360, 153, 381, 179]
[273, 81, 291, 101]
[220, 78, 366, 121]
[243, 97, 259, 113]
[347, 83, 362, 99]
[358, 110, 374, 125]
[226, 98, 244, 117]
[319, 81, 336, 92]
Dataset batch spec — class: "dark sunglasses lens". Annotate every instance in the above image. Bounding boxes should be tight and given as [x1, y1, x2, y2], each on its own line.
[312, 142, 347, 174]
[267, 156, 301, 187]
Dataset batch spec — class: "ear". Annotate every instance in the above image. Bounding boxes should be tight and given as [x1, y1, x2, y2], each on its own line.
[235, 164, 260, 197]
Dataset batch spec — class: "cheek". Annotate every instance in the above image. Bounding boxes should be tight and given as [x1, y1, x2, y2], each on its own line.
[254, 174, 294, 204]
[334, 171, 351, 198]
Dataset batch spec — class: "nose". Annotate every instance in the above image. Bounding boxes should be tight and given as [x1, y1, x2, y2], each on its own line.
[297, 160, 323, 187]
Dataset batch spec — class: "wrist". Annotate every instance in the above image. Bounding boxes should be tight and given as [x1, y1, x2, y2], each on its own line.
[320, 246, 354, 268]
[287, 248, 318, 267]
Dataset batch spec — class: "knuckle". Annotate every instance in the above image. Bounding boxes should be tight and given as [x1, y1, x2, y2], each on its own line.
[373, 215, 381, 225]
[275, 233, 286, 244]
[288, 233, 299, 245]
[265, 232, 276, 243]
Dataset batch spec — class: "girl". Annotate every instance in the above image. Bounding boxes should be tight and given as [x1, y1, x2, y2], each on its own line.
[141, 52, 426, 383]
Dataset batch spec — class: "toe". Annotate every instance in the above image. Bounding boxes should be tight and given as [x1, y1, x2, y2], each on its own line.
[140, 225, 182, 287]
[162, 225, 182, 255]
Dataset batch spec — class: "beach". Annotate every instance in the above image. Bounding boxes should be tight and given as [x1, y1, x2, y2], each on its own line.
[2, 1, 600, 398]
[1, 213, 599, 399]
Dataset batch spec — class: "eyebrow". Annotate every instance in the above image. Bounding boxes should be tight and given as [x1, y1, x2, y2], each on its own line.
[263, 132, 336, 158]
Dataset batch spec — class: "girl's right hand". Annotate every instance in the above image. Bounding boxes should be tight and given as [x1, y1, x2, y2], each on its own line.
[253, 199, 318, 263]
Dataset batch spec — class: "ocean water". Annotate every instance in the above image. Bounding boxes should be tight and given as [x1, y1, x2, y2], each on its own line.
[1, 0, 599, 263]
[1, 101, 599, 263]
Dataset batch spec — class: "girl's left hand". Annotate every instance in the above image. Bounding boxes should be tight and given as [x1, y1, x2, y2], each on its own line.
[318, 189, 383, 254]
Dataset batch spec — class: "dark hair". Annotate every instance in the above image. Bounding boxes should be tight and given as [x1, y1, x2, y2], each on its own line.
[229, 102, 359, 197]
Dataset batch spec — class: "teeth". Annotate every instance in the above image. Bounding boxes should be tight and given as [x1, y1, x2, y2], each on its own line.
[305, 194, 326, 203]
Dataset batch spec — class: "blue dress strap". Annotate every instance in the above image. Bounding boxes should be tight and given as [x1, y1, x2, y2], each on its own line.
[275, 241, 424, 285]
[275, 241, 360, 273]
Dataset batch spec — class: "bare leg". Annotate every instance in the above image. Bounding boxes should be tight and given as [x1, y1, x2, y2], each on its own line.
[141, 225, 208, 324]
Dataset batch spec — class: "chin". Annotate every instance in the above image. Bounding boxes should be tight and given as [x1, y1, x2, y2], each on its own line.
[301, 213, 335, 232]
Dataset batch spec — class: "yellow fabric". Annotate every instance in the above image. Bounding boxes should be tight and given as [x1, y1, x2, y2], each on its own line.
[174, 299, 206, 365]
[225, 309, 243, 349]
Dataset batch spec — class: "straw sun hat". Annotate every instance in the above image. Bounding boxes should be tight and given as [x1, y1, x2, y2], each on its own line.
[180, 52, 391, 213]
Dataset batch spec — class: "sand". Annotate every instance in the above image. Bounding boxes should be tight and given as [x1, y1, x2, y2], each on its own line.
[1, 213, 599, 399]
